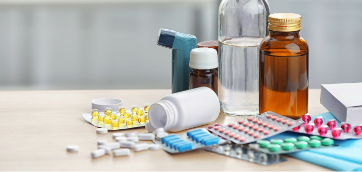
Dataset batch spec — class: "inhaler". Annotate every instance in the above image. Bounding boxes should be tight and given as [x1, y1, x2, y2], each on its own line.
[157, 28, 197, 93]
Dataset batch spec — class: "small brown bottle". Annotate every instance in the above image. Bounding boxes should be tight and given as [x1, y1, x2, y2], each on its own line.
[259, 13, 309, 119]
[189, 48, 218, 95]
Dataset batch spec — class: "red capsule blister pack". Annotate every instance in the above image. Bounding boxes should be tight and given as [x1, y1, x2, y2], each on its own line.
[290, 113, 362, 140]
[207, 111, 304, 144]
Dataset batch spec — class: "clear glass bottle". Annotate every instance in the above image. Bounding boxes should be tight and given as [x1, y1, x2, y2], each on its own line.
[259, 13, 309, 119]
[218, 0, 270, 116]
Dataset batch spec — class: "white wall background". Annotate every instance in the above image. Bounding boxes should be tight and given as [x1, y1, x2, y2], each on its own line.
[0, 0, 361, 90]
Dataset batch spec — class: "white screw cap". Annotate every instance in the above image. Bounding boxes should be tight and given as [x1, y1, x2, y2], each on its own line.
[189, 48, 218, 69]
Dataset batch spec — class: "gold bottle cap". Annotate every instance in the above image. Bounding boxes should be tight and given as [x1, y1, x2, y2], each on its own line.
[268, 13, 302, 32]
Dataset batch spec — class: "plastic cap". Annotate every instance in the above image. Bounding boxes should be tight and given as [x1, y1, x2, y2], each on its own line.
[157, 28, 176, 49]
[189, 48, 218, 69]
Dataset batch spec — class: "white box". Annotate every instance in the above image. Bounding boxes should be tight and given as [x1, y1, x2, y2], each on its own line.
[320, 83, 362, 125]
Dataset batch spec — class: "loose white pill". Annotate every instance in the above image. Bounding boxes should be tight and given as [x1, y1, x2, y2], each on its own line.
[91, 149, 106, 158]
[148, 144, 160, 150]
[113, 149, 130, 157]
[153, 128, 165, 135]
[112, 133, 124, 139]
[138, 133, 155, 141]
[156, 132, 169, 140]
[98, 145, 111, 154]
[119, 141, 135, 148]
[125, 133, 136, 137]
[104, 142, 121, 150]
[98, 140, 107, 145]
[115, 137, 127, 142]
[145, 122, 157, 132]
[134, 143, 149, 152]
[96, 128, 108, 134]
[66, 145, 79, 152]
[127, 137, 139, 142]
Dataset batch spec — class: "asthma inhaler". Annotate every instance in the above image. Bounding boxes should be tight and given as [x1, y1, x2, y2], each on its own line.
[157, 28, 197, 93]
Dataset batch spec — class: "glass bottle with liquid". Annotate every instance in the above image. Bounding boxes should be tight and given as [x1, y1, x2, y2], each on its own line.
[259, 13, 309, 119]
[218, 0, 270, 116]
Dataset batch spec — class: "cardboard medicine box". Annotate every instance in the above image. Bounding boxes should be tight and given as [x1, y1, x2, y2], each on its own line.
[320, 83, 362, 125]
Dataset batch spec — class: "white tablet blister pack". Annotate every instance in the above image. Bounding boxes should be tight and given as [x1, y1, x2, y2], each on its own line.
[207, 111, 304, 144]
[204, 143, 287, 166]
[153, 128, 226, 153]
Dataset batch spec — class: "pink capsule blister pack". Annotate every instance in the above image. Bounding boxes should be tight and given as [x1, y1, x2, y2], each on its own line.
[290, 113, 362, 140]
[207, 111, 304, 144]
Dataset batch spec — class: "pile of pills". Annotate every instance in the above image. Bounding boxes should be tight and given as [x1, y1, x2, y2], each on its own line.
[207, 111, 304, 144]
[291, 113, 362, 139]
[249, 136, 336, 154]
[83, 103, 151, 130]
[153, 128, 224, 153]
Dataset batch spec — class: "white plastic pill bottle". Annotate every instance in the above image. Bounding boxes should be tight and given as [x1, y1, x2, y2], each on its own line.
[148, 87, 220, 132]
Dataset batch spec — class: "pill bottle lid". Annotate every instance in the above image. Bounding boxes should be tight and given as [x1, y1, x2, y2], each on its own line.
[189, 48, 218, 69]
[268, 13, 302, 32]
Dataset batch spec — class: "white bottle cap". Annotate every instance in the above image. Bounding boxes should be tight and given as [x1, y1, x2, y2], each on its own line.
[189, 48, 218, 69]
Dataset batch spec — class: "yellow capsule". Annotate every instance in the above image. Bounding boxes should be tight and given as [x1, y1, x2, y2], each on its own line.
[145, 114, 148, 121]
[118, 117, 125, 125]
[136, 109, 144, 116]
[104, 116, 112, 125]
[111, 114, 117, 120]
[112, 120, 118, 128]
[124, 112, 131, 118]
[144, 104, 150, 113]
[138, 116, 145, 124]
[131, 115, 138, 122]
[91, 109, 99, 117]
[104, 108, 112, 116]
[98, 115, 104, 122]
[126, 119, 132, 128]
[131, 106, 139, 114]
[119, 107, 126, 115]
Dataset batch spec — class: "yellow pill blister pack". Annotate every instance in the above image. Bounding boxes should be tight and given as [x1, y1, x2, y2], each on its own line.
[82, 104, 150, 130]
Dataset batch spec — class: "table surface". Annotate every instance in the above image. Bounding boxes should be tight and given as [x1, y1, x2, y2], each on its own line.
[0, 89, 331, 171]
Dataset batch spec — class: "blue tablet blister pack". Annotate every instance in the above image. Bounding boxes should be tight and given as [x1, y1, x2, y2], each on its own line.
[153, 128, 226, 153]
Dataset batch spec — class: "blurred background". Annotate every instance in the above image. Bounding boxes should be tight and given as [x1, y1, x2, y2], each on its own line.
[0, 0, 361, 90]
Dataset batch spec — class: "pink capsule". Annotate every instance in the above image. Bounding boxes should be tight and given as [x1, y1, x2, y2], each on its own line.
[228, 123, 234, 127]
[238, 127, 244, 131]
[292, 125, 301, 132]
[332, 128, 342, 139]
[234, 135, 240, 139]
[305, 123, 315, 134]
[243, 122, 249, 126]
[258, 121, 264, 125]
[253, 119, 259, 123]
[277, 117, 283, 122]
[208, 126, 214, 129]
[215, 123, 222, 126]
[314, 116, 324, 127]
[326, 119, 337, 130]
[248, 124, 254, 128]
[268, 125, 274, 129]
[263, 130, 270, 135]
[229, 133, 235, 137]
[214, 126, 221, 130]
[253, 126, 259, 131]
[233, 125, 240, 129]
[353, 126, 362, 135]
[288, 121, 294, 126]
[274, 127, 279, 131]
[282, 119, 288, 124]
[272, 116, 278, 120]
[266, 114, 273, 118]
[238, 120, 245, 124]
[263, 123, 269, 127]
[318, 125, 328, 136]
[258, 128, 264, 132]
[248, 131, 254, 136]
[219, 128, 225, 133]
[225, 130, 231, 135]
[248, 117, 254, 121]
[239, 137, 246, 142]
[244, 129, 250, 134]
[341, 123, 352, 133]
[254, 134, 260, 138]
[302, 113, 311, 124]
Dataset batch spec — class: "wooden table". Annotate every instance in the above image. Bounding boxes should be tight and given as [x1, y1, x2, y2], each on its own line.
[0, 89, 331, 171]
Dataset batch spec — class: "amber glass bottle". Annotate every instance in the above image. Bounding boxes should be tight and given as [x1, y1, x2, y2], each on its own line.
[189, 48, 218, 95]
[259, 13, 308, 119]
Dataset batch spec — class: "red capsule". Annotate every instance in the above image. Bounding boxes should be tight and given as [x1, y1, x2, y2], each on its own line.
[238, 127, 244, 132]
[244, 129, 250, 134]
[258, 128, 264, 132]
[228, 123, 234, 127]
[326, 119, 337, 130]
[305, 123, 315, 134]
[253, 119, 259, 123]
[253, 126, 259, 131]
[272, 116, 278, 120]
[354, 126, 362, 135]
[302, 113, 311, 124]
[314, 116, 324, 127]
[263, 123, 269, 127]
[292, 125, 301, 132]
[229, 133, 235, 137]
[234, 135, 240, 139]
[239, 137, 246, 142]
[282, 119, 288, 124]
[225, 130, 231, 135]
[243, 122, 249, 127]
[274, 127, 279, 131]
[288, 121, 294, 126]
[258, 121, 264, 125]
[268, 125, 274, 129]
[248, 124, 255, 128]
[341, 123, 352, 133]
[266, 114, 273, 118]
[219, 128, 225, 133]
[248, 131, 254, 136]
[264, 130, 270, 135]
[254, 134, 260, 138]
[318, 125, 328, 136]
[332, 128, 342, 139]
[248, 117, 254, 121]
[277, 117, 283, 122]
[214, 126, 221, 130]
[238, 120, 245, 124]
[233, 125, 240, 129]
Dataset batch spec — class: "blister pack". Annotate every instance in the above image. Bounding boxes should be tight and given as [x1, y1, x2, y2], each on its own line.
[153, 128, 226, 153]
[83, 105, 149, 130]
[248, 136, 337, 154]
[207, 111, 304, 144]
[290, 114, 362, 140]
[204, 143, 287, 166]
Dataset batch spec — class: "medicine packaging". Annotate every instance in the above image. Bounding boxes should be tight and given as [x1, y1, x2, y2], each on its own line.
[248, 136, 337, 154]
[82, 104, 150, 131]
[207, 111, 304, 144]
[204, 143, 287, 166]
[153, 128, 226, 153]
[291, 114, 362, 140]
